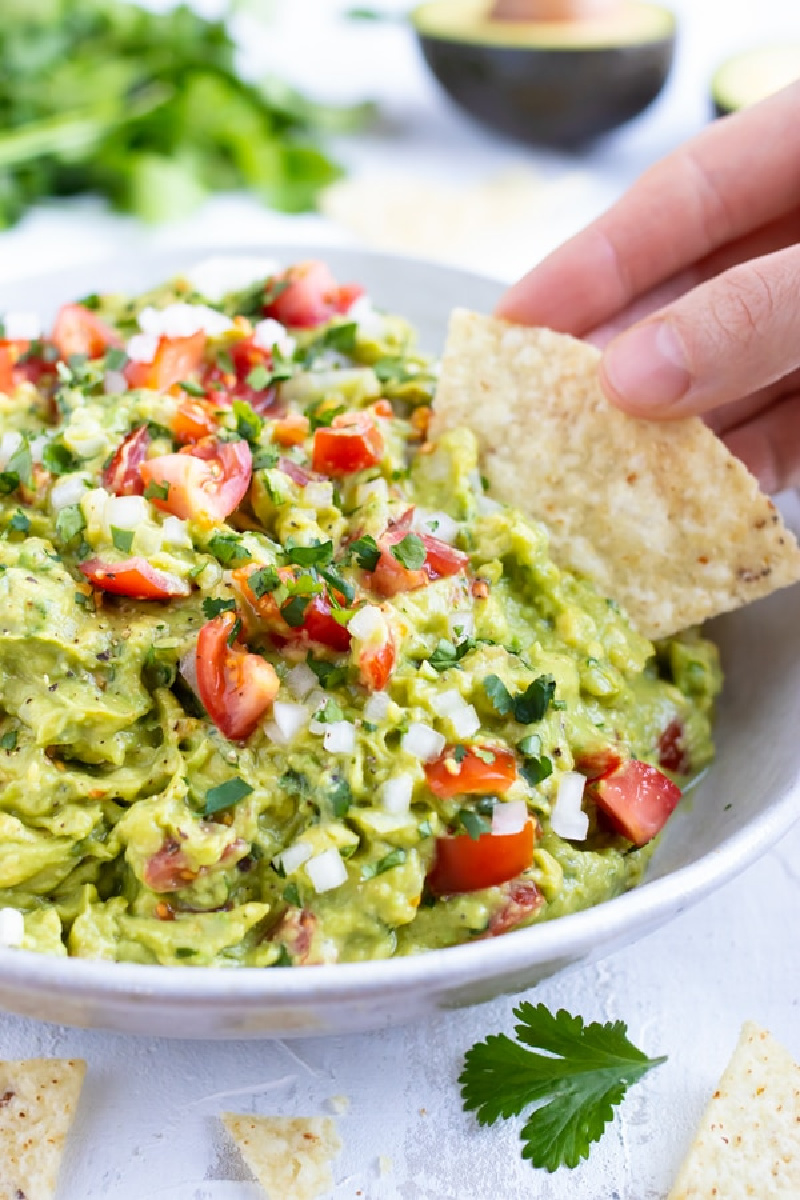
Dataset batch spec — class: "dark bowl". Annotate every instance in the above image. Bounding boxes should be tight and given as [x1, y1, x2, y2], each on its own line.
[412, 0, 677, 150]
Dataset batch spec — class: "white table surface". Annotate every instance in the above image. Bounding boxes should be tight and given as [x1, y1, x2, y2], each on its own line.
[1, 2, 799, 1197]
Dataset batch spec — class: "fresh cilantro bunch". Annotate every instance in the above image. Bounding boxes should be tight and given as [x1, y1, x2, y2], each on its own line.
[0, 0, 373, 228]
[460, 1003, 666, 1172]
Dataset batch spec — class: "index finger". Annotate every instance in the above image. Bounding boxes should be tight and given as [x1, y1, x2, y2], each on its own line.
[496, 79, 800, 336]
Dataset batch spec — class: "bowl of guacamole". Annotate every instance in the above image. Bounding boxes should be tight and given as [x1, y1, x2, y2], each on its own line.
[0, 247, 796, 1037]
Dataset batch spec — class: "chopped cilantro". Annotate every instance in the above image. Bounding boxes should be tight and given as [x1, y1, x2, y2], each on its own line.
[362, 848, 406, 880]
[232, 399, 263, 443]
[304, 321, 357, 361]
[248, 566, 280, 598]
[517, 734, 542, 758]
[174, 947, 197, 959]
[484, 674, 556, 725]
[178, 378, 206, 397]
[319, 565, 355, 604]
[347, 534, 380, 572]
[460, 1003, 667, 1172]
[0, 730, 17, 751]
[202, 596, 237, 620]
[452, 745, 467, 764]
[203, 776, 254, 817]
[429, 638, 475, 672]
[391, 533, 425, 571]
[271, 944, 293, 968]
[306, 653, 347, 690]
[227, 617, 242, 646]
[520, 756, 553, 787]
[144, 480, 170, 502]
[314, 697, 345, 724]
[282, 881, 301, 907]
[262, 277, 291, 307]
[328, 778, 352, 818]
[8, 509, 30, 534]
[110, 526, 134, 553]
[279, 769, 310, 798]
[104, 347, 129, 372]
[245, 365, 271, 391]
[252, 446, 279, 471]
[483, 674, 513, 716]
[207, 532, 251, 567]
[456, 808, 491, 840]
[280, 595, 310, 627]
[283, 540, 333, 568]
[42, 439, 79, 476]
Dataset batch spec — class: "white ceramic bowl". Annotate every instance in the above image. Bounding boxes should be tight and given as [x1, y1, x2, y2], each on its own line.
[0, 246, 797, 1039]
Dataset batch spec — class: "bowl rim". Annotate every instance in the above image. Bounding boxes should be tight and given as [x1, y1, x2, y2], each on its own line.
[0, 242, 797, 1008]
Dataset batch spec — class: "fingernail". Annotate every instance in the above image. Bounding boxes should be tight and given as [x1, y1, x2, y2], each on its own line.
[602, 321, 692, 412]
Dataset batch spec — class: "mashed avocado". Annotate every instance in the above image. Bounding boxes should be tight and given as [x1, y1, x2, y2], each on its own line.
[0, 261, 721, 967]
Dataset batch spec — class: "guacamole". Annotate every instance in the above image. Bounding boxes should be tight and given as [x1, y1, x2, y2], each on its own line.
[0, 259, 721, 967]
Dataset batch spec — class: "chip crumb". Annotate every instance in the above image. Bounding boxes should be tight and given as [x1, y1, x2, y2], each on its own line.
[326, 1094, 350, 1115]
[431, 311, 800, 639]
[668, 1022, 800, 1198]
[222, 1113, 341, 1200]
[0, 1058, 86, 1200]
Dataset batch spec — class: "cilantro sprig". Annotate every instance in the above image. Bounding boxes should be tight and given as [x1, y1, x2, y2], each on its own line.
[484, 674, 556, 725]
[460, 1003, 666, 1172]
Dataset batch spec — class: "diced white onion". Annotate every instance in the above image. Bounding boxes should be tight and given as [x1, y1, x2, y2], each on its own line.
[0, 431, 23, 469]
[347, 605, 386, 641]
[104, 370, 128, 395]
[491, 800, 529, 837]
[81, 486, 111, 529]
[160, 516, 192, 548]
[357, 477, 389, 506]
[50, 473, 90, 513]
[412, 509, 459, 544]
[381, 775, 413, 815]
[449, 612, 474, 643]
[0, 907, 25, 948]
[104, 493, 149, 533]
[323, 721, 356, 754]
[286, 663, 317, 701]
[476, 494, 503, 516]
[303, 480, 334, 509]
[401, 723, 445, 762]
[363, 691, 390, 723]
[179, 648, 199, 698]
[272, 701, 310, 743]
[184, 256, 280, 302]
[252, 318, 296, 357]
[550, 771, 589, 841]
[138, 303, 233, 339]
[126, 332, 159, 364]
[2, 311, 42, 340]
[29, 435, 49, 463]
[346, 294, 385, 339]
[431, 690, 480, 738]
[306, 847, 348, 893]
[277, 840, 313, 875]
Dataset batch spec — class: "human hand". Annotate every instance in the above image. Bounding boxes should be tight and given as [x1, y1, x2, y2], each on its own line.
[496, 80, 800, 493]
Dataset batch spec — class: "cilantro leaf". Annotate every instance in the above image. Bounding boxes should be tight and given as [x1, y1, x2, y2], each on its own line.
[110, 526, 134, 553]
[202, 596, 236, 619]
[520, 755, 553, 787]
[347, 534, 380, 572]
[55, 503, 85, 544]
[104, 347, 129, 372]
[428, 637, 476, 672]
[284, 540, 333, 568]
[203, 777, 254, 817]
[391, 533, 425, 571]
[361, 848, 406, 880]
[460, 1003, 666, 1173]
[252, 446, 279, 471]
[281, 595, 310, 627]
[455, 808, 491, 840]
[513, 676, 556, 725]
[328, 778, 352, 818]
[0, 730, 18, 751]
[8, 509, 30, 534]
[232, 399, 263, 444]
[207, 532, 251, 567]
[306, 653, 347, 690]
[248, 566, 280, 598]
[178, 378, 206, 397]
[484, 674, 513, 716]
[144, 480, 170, 502]
[42, 439, 79, 476]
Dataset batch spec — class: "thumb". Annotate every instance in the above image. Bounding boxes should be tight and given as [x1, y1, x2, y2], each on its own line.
[598, 244, 800, 419]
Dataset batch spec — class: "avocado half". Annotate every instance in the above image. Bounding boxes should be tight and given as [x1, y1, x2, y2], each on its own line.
[711, 45, 800, 118]
[411, 0, 676, 149]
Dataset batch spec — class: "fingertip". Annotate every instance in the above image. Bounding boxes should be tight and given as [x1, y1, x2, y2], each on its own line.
[600, 321, 693, 416]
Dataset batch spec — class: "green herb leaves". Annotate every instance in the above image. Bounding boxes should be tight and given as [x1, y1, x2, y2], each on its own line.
[203, 776, 253, 818]
[347, 534, 380, 572]
[202, 596, 236, 620]
[248, 566, 280, 598]
[429, 637, 475, 672]
[391, 533, 425, 571]
[460, 1004, 666, 1173]
[484, 674, 556, 725]
[284, 540, 333, 568]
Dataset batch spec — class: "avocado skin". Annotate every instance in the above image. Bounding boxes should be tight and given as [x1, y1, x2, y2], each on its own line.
[417, 34, 676, 148]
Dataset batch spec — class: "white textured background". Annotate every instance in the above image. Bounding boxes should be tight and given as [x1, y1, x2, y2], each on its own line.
[0, 2, 798, 1197]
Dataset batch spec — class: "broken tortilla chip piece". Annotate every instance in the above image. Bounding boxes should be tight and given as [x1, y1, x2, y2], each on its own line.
[222, 1113, 341, 1200]
[0, 1057, 86, 1200]
[668, 1022, 800, 1198]
[430, 310, 800, 639]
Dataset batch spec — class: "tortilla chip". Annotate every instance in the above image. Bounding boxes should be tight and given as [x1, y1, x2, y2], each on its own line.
[0, 1057, 86, 1200]
[430, 310, 800, 638]
[668, 1022, 800, 1198]
[222, 1113, 341, 1200]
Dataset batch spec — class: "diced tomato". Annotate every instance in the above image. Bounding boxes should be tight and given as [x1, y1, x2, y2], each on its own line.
[264, 260, 363, 329]
[372, 520, 469, 598]
[171, 397, 220, 444]
[483, 879, 544, 937]
[425, 746, 517, 799]
[143, 839, 198, 892]
[273, 413, 309, 448]
[139, 437, 252, 524]
[312, 411, 384, 477]
[592, 759, 682, 846]
[125, 332, 206, 392]
[195, 611, 280, 741]
[658, 719, 691, 775]
[574, 746, 624, 783]
[358, 632, 395, 692]
[51, 304, 119, 360]
[101, 425, 150, 496]
[233, 564, 352, 653]
[80, 557, 191, 600]
[201, 337, 278, 414]
[427, 821, 536, 896]
[270, 907, 319, 965]
[0, 339, 57, 393]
